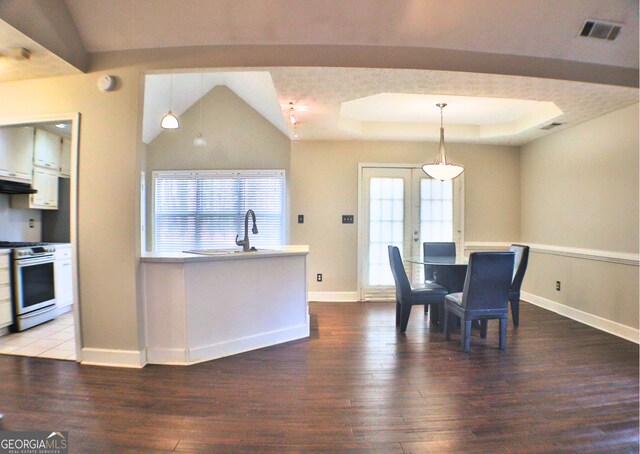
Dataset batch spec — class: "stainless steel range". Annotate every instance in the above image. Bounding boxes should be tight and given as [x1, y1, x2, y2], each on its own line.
[0, 242, 57, 331]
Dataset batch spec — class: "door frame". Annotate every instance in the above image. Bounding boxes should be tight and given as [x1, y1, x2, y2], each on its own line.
[0, 112, 82, 361]
[357, 163, 465, 301]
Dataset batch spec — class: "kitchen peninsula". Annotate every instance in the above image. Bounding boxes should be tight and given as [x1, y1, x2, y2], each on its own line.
[141, 246, 309, 365]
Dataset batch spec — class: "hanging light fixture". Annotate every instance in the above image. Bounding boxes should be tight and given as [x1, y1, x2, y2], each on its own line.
[422, 103, 464, 181]
[288, 102, 297, 125]
[160, 74, 180, 129]
[193, 74, 207, 147]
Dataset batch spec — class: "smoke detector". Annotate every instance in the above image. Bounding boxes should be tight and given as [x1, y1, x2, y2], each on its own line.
[579, 20, 622, 41]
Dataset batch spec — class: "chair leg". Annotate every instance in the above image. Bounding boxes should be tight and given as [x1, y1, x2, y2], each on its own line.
[462, 318, 472, 353]
[437, 305, 445, 332]
[395, 301, 401, 327]
[511, 299, 520, 327]
[499, 318, 507, 350]
[424, 305, 428, 314]
[444, 309, 450, 340]
[400, 304, 412, 333]
[480, 320, 488, 338]
[430, 304, 439, 325]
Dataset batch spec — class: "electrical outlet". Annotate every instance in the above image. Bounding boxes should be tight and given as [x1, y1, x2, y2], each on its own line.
[342, 215, 354, 224]
[317, 273, 323, 282]
[556, 281, 561, 291]
[298, 214, 304, 224]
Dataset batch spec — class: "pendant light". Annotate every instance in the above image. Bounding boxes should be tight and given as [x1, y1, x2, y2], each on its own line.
[160, 74, 179, 129]
[422, 103, 463, 181]
[288, 102, 297, 125]
[193, 74, 207, 147]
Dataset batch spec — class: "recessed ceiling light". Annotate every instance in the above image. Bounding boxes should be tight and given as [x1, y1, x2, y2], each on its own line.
[54, 123, 68, 129]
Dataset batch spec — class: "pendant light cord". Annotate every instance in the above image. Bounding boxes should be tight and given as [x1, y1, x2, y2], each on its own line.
[198, 74, 203, 130]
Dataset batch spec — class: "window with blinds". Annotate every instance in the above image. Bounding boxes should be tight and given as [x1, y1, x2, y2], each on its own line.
[153, 170, 285, 252]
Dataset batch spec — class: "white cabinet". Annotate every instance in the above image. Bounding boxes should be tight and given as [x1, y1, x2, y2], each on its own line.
[33, 129, 61, 171]
[59, 136, 71, 178]
[54, 246, 73, 312]
[0, 126, 34, 183]
[0, 253, 12, 328]
[11, 167, 58, 210]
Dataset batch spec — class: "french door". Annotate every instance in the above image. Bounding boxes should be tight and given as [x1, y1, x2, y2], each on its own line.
[358, 165, 463, 301]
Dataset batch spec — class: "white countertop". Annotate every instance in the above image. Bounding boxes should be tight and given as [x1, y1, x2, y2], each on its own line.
[141, 245, 309, 263]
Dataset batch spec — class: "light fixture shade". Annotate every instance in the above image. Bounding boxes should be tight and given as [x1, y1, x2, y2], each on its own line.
[160, 111, 179, 129]
[422, 163, 464, 180]
[193, 133, 207, 147]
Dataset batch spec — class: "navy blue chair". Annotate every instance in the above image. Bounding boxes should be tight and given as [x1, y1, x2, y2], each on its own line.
[388, 246, 448, 333]
[508, 244, 530, 327]
[444, 252, 514, 352]
[423, 241, 456, 282]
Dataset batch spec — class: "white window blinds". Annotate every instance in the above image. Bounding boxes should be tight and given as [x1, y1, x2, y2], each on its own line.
[153, 170, 285, 252]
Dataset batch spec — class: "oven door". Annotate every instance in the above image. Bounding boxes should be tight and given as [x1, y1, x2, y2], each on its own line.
[14, 255, 56, 315]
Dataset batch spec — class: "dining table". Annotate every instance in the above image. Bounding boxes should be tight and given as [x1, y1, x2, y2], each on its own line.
[406, 256, 469, 325]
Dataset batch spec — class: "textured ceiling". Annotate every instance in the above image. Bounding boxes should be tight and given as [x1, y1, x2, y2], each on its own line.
[146, 67, 639, 145]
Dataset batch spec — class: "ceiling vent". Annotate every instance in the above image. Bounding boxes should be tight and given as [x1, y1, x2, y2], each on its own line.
[540, 122, 565, 130]
[579, 20, 622, 41]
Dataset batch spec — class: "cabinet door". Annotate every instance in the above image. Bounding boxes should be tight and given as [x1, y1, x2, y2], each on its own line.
[60, 137, 71, 178]
[54, 258, 73, 309]
[31, 167, 59, 209]
[34, 129, 61, 170]
[0, 126, 34, 182]
[0, 254, 11, 328]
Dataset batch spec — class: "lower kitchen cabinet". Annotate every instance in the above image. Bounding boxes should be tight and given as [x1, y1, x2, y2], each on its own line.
[54, 246, 73, 312]
[0, 253, 12, 328]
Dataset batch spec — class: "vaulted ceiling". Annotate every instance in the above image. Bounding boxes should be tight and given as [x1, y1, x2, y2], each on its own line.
[0, 0, 638, 144]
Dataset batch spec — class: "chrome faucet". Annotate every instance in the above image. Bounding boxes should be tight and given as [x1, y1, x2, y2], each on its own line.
[235, 209, 258, 252]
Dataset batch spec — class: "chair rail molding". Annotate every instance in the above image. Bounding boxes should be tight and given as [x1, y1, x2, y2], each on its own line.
[465, 242, 639, 266]
[522, 292, 640, 344]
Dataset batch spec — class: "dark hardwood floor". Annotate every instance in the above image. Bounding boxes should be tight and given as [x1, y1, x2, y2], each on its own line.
[0, 301, 637, 453]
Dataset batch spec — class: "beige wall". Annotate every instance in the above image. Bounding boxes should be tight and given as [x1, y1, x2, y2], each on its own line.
[520, 104, 639, 328]
[145, 85, 290, 250]
[290, 140, 521, 292]
[0, 68, 143, 352]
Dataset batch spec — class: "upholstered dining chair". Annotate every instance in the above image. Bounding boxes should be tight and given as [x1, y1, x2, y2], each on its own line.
[423, 242, 457, 282]
[443, 252, 514, 352]
[388, 246, 448, 333]
[508, 244, 530, 327]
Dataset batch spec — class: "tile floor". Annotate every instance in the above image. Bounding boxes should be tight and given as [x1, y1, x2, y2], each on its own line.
[0, 312, 76, 360]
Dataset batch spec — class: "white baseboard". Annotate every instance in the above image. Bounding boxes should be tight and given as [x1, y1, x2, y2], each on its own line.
[308, 291, 359, 302]
[146, 322, 310, 366]
[189, 323, 309, 365]
[521, 291, 639, 344]
[81, 347, 147, 368]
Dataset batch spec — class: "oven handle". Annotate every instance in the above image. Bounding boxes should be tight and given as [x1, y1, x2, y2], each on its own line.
[15, 255, 55, 266]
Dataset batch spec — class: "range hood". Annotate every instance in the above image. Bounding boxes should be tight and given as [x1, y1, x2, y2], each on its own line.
[0, 179, 37, 194]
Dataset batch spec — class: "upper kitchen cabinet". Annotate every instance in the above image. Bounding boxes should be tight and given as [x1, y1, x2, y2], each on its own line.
[59, 137, 71, 178]
[33, 129, 61, 171]
[0, 126, 35, 183]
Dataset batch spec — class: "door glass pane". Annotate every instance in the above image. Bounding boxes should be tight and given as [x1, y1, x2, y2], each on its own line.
[369, 177, 404, 285]
[420, 178, 453, 246]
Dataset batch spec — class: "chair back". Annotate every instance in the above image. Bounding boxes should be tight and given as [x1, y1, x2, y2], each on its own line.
[423, 242, 456, 280]
[388, 246, 411, 300]
[424, 242, 456, 261]
[461, 252, 514, 310]
[509, 244, 530, 292]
